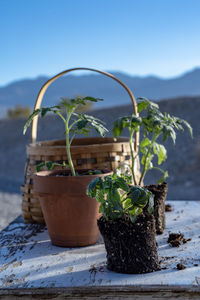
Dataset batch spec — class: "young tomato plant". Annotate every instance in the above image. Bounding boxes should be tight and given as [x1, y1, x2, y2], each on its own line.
[113, 98, 193, 185]
[87, 172, 154, 222]
[24, 96, 108, 176]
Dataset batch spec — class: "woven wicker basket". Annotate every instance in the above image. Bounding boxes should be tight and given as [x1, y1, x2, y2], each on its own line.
[21, 67, 140, 224]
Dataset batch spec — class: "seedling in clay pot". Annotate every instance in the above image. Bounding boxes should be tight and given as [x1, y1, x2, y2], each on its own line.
[24, 96, 112, 247]
[113, 98, 193, 234]
[87, 172, 160, 274]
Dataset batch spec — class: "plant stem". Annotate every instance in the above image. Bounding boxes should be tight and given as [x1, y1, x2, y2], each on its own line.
[56, 112, 67, 123]
[138, 133, 158, 185]
[56, 110, 76, 176]
[65, 120, 76, 176]
[69, 134, 75, 146]
[152, 166, 166, 174]
[139, 147, 150, 185]
[129, 129, 137, 185]
[69, 119, 81, 130]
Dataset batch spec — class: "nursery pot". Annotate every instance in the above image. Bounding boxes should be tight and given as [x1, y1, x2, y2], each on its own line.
[145, 182, 168, 234]
[33, 169, 112, 247]
[98, 213, 160, 274]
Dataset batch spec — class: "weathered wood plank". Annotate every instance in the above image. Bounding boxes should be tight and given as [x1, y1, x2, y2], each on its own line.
[1, 286, 200, 299]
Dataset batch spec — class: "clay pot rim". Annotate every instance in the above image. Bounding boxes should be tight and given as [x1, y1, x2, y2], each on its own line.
[33, 169, 112, 178]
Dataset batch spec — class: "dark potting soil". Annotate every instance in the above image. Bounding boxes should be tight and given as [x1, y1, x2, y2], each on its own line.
[98, 213, 160, 274]
[145, 182, 168, 234]
[49, 169, 110, 177]
[165, 204, 173, 212]
[168, 233, 183, 247]
[168, 232, 192, 247]
[177, 263, 186, 270]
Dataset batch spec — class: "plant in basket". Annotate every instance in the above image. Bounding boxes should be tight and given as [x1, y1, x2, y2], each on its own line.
[87, 172, 160, 274]
[112, 98, 193, 233]
[23, 96, 112, 247]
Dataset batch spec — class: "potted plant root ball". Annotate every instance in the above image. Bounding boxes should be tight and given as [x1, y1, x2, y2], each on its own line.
[112, 98, 193, 234]
[87, 173, 160, 274]
[23, 96, 112, 247]
[144, 182, 168, 234]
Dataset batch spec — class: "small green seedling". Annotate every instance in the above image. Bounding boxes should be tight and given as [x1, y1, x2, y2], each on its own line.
[87, 172, 154, 223]
[24, 96, 108, 176]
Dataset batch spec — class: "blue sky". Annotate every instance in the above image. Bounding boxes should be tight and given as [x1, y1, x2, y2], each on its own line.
[1, 0, 200, 86]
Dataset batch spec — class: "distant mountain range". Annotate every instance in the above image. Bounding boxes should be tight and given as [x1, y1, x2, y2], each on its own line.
[0, 67, 200, 116]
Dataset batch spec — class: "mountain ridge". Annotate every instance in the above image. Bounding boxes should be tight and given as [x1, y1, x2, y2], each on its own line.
[0, 67, 200, 116]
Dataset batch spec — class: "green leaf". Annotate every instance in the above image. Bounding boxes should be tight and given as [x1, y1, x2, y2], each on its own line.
[83, 96, 103, 102]
[141, 151, 153, 170]
[60, 98, 76, 113]
[137, 97, 159, 113]
[23, 105, 62, 135]
[129, 207, 143, 223]
[130, 190, 141, 202]
[112, 189, 122, 206]
[86, 177, 104, 198]
[124, 197, 132, 210]
[23, 109, 41, 134]
[62, 96, 103, 109]
[79, 114, 108, 137]
[168, 127, 176, 144]
[115, 177, 129, 192]
[163, 125, 176, 143]
[128, 186, 149, 207]
[137, 100, 148, 113]
[41, 107, 51, 117]
[153, 143, 167, 165]
[36, 162, 45, 172]
[180, 119, 193, 138]
[41, 106, 61, 117]
[157, 171, 168, 184]
[112, 117, 129, 138]
[96, 189, 105, 203]
[112, 115, 141, 139]
[141, 154, 146, 165]
[76, 119, 88, 130]
[112, 123, 122, 139]
[140, 137, 151, 148]
[146, 157, 153, 170]
[46, 161, 55, 170]
[158, 144, 167, 165]
[131, 115, 142, 128]
[62, 161, 67, 167]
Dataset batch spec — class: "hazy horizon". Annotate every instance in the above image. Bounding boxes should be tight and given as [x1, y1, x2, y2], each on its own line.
[1, 66, 200, 89]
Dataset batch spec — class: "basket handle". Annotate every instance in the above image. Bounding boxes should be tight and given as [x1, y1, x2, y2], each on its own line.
[31, 67, 139, 151]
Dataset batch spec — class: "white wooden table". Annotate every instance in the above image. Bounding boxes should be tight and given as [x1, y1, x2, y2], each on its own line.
[0, 201, 200, 299]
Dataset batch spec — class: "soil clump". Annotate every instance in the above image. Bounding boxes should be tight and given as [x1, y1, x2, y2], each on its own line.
[168, 233, 192, 247]
[165, 204, 173, 212]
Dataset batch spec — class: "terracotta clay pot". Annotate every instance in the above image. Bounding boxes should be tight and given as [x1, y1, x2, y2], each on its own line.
[33, 169, 112, 247]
